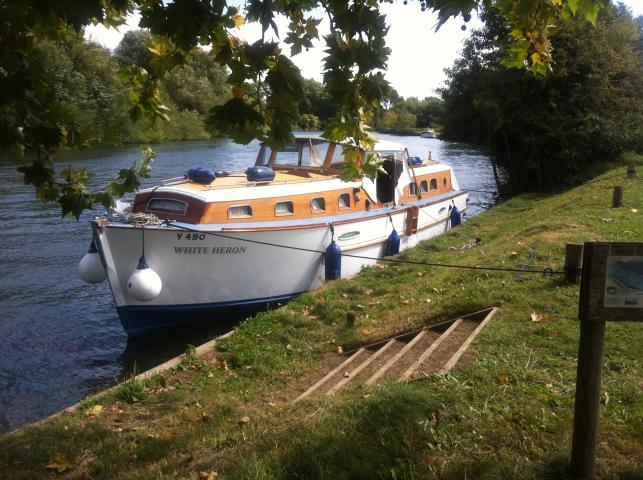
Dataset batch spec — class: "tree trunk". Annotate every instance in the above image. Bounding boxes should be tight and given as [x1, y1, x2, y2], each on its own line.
[488, 135, 502, 195]
[502, 130, 520, 192]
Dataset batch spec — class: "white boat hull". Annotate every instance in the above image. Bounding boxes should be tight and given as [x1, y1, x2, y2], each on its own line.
[95, 192, 467, 335]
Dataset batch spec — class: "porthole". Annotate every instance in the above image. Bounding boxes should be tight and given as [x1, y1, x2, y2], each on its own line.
[311, 197, 326, 213]
[275, 201, 294, 216]
[443, 177, 447, 188]
[430, 178, 438, 191]
[228, 205, 252, 219]
[420, 180, 428, 193]
[338, 193, 351, 209]
[409, 183, 417, 196]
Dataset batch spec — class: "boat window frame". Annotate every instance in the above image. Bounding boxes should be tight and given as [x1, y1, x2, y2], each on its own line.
[274, 200, 295, 217]
[409, 182, 418, 196]
[443, 177, 447, 188]
[147, 197, 188, 216]
[310, 197, 326, 213]
[227, 204, 253, 219]
[420, 180, 428, 193]
[338, 192, 351, 210]
[430, 178, 438, 192]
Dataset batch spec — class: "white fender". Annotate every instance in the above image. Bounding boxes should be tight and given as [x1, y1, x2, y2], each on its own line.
[127, 256, 162, 302]
[79, 241, 107, 284]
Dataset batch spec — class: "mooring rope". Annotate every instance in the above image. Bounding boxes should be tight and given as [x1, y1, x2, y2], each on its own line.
[164, 221, 564, 276]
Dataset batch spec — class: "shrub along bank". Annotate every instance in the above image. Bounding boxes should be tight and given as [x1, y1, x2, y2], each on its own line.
[0, 157, 641, 479]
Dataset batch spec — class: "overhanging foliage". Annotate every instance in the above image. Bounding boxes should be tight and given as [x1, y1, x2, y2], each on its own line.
[0, 0, 606, 217]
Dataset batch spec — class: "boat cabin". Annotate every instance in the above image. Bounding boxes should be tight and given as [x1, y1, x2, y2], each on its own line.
[131, 137, 455, 225]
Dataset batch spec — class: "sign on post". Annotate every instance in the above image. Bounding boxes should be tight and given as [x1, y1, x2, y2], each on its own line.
[579, 242, 643, 321]
[571, 242, 643, 479]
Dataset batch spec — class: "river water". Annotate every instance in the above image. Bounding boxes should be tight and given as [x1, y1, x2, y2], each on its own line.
[0, 134, 496, 433]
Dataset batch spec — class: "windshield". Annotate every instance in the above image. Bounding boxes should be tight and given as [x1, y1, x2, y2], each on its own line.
[255, 140, 325, 167]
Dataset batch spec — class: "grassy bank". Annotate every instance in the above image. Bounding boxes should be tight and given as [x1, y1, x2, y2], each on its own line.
[1, 160, 641, 479]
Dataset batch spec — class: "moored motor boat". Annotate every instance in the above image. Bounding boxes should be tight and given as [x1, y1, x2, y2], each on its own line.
[419, 128, 437, 138]
[82, 137, 468, 336]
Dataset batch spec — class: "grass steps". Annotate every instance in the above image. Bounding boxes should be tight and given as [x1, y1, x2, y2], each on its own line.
[296, 308, 498, 400]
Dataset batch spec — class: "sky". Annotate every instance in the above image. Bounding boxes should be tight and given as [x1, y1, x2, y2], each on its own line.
[85, 1, 643, 100]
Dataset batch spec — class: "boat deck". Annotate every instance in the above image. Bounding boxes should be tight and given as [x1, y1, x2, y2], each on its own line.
[179, 169, 338, 191]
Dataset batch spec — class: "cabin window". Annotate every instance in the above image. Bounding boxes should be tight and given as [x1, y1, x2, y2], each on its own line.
[300, 142, 323, 167]
[443, 177, 447, 188]
[338, 193, 351, 209]
[228, 205, 253, 219]
[274, 144, 300, 166]
[430, 178, 438, 191]
[147, 198, 187, 216]
[275, 201, 294, 216]
[315, 142, 331, 166]
[311, 197, 326, 213]
[329, 144, 346, 168]
[420, 180, 428, 193]
[409, 183, 417, 196]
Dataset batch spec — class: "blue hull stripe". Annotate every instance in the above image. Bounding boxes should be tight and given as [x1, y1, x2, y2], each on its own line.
[117, 291, 307, 337]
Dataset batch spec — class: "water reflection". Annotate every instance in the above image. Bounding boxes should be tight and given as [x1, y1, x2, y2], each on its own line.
[119, 306, 263, 377]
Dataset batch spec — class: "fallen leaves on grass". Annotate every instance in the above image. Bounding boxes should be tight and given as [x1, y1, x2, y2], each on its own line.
[85, 404, 103, 417]
[497, 375, 510, 384]
[46, 452, 73, 473]
[198, 471, 219, 480]
[238, 416, 250, 425]
[531, 312, 548, 323]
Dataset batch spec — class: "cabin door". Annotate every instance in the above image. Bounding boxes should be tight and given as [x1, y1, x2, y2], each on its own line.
[376, 157, 403, 204]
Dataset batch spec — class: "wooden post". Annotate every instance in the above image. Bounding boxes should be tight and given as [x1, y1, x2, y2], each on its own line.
[564, 243, 584, 285]
[627, 164, 637, 179]
[346, 311, 356, 328]
[572, 242, 643, 478]
[612, 186, 624, 208]
[570, 319, 606, 479]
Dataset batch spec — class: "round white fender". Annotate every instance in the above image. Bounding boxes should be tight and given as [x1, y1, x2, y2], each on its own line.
[127, 256, 162, 302]
[79, 241, 107, 284]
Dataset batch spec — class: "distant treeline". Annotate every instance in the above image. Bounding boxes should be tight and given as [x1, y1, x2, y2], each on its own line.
[438, 3, 642, 191]
[35, 29, 442, 146]
[35, 30, 230, 144]
[38, 3, 641, 193]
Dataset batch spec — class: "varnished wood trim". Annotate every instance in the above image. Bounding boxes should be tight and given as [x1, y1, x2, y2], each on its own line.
[401, 171, 453, 203]
[221, 203, 467, 233]
[133, 191, 205, 224]
[201, 188, 363, 223]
